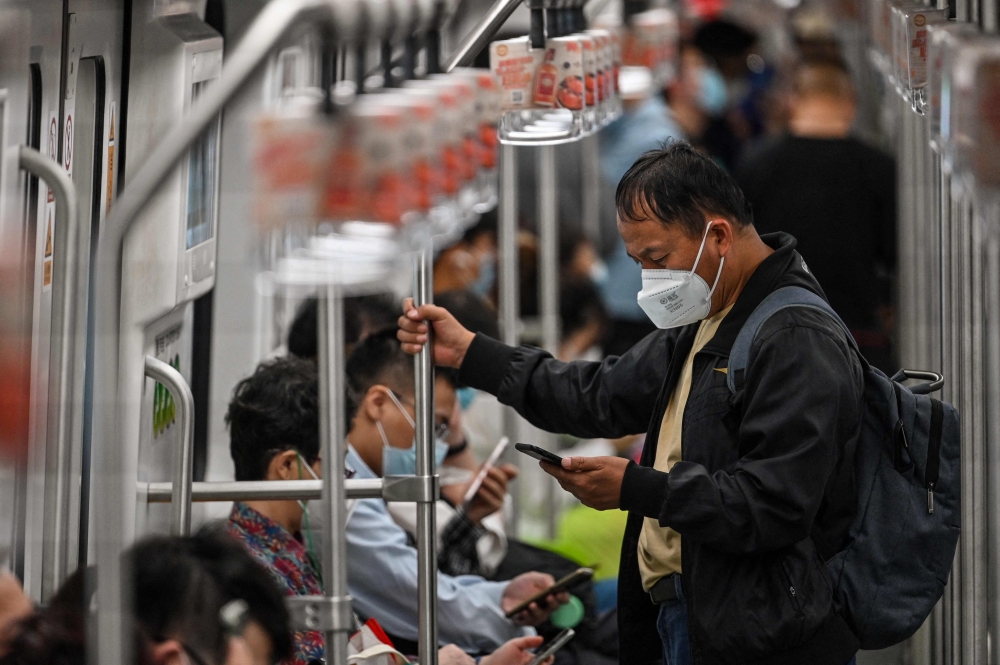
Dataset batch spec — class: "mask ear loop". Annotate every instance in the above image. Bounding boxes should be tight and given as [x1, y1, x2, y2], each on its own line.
[296, 453, 322, 584]
[695, 221, 725, 304]
[383, 389, 416, 430]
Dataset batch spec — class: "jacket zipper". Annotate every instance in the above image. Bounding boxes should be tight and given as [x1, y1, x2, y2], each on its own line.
[779, 560, 802, 613]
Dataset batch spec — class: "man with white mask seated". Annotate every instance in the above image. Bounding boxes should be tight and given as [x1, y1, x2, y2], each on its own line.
[225, 352, 567, 665]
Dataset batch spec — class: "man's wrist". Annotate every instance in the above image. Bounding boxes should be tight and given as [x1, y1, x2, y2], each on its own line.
[619, 461, 670, 519]
[453, 330, 476, 368]
[457, 334, 518, 395]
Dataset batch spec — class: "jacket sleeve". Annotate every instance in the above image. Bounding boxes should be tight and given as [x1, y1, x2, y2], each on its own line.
[622, 314, 863, 555]
[458, 330, 672, 440]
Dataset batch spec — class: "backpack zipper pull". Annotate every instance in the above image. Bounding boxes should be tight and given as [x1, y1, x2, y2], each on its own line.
[927, 483, 935, 514]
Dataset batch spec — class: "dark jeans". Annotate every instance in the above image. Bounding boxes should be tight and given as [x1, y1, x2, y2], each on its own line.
[654, 575, 691, 665]
[654, 574, 858, 665]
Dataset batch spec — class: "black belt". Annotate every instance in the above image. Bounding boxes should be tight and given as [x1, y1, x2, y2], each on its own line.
[649, 574, 679, 604]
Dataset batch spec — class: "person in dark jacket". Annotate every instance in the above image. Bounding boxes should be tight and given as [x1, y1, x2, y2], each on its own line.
[398, 142, 865, 665]
[735, 56, 896, 372]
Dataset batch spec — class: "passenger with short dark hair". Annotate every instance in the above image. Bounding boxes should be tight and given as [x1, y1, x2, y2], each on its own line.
[399, 141, 865, 665]
[735, 56, 896, 371]
[1, 529, 292, 665]
[287, 293, 398, 360]
[225, 349, 567, 660]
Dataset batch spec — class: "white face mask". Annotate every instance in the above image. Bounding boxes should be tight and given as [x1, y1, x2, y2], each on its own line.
[636, 221, 725, 329]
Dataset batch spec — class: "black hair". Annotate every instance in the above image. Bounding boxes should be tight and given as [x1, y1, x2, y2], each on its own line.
[435, 290, 500, 339]
[227, 357, 319, 482]
[287, 294, 399, 359]
[560, 277, 608, 340]
[693, 19, 757, 60]
[345, 328, 416, 419]
[2, 531, 292, 665]
[615, 140, 754, 237]
[344, 328, 458, 419]
[130, 527, 292, 665]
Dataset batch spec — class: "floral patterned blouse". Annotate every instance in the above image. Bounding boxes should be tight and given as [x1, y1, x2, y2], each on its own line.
[227, 501, 325, 665]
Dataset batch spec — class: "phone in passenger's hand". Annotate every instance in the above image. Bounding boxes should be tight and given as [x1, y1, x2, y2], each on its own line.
[460, 437, 511, 511]
[503, 568, 594, 618]
[528, 629, 576, 665]
[514, 443, 564, 466]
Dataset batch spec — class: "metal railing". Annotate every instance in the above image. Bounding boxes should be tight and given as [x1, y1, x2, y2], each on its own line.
[18, 146, 82, 601]
[143, 356, 195, 536]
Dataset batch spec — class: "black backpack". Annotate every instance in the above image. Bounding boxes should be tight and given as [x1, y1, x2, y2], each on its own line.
[727, 286, 961, 649]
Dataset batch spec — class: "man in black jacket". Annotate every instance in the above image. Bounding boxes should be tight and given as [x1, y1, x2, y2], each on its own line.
[398, 142, 864, 665]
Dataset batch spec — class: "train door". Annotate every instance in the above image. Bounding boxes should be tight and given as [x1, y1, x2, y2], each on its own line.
[0, 3, 33, 585]
[59, 0, 124, 589]
[15, 0, 68, 603]
[116, 1, 222, 541]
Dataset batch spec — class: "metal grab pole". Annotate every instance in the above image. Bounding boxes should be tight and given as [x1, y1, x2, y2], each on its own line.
[88, 3, 341, 665]
[581, 136, 600, 246]
[414, 234, 439, 665]
[498, 145, 521, 531]
[443, 0, 525, 72]
[18, 146, 81, 598]
[143, 356, 194, 536]
[318, 287, 352, 665]
[537, 145, 559, 539]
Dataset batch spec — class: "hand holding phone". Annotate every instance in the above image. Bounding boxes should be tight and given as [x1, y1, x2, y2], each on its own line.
[529, 629, 575, 665]
[461, 437, 511, 510]
[503, 568, 594, 619]
[514, 443, 564, 466]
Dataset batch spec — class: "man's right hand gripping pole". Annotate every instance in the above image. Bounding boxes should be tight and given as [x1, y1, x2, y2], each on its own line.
[397, 298, 476, 369]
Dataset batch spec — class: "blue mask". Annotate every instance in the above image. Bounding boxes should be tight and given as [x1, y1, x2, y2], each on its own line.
[456, 387, 478, 411]
[378, 390, 449, 476]
[471, 254, 496, 296]
[696, 66, 728, 115]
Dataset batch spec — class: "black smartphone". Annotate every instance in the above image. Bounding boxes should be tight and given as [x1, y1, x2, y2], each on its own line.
[528, 629, 576, 665]
[514, 443, 564, 465]
[504, 568, 594, 618]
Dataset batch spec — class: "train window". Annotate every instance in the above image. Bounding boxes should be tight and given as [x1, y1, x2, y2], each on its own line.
[185, 81, 218, 249]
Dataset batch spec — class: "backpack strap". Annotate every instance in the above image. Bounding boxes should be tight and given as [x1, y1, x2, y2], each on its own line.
[727, 286, 857, 393]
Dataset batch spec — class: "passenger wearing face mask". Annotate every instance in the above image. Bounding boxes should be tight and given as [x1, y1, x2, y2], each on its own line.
[226, 355, 568, 663]
[399, 142, 864, 665]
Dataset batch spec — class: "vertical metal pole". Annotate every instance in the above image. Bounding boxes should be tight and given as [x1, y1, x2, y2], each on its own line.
[318, 287, 352, 665]
[498, 144, 521, 532]
[958, 194, 975, 665]
[950, 185, 964, 665]
[538, 145, 559, 540]
[982, 201, 1000, 665]
[413, 236, 439, 665]
[581, 135, 601, 245]
[937, 164, 954, 665]
[970, 202, 987, 665]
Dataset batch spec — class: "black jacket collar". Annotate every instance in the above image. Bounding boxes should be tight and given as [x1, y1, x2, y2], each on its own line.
[700, 232, 827, 358]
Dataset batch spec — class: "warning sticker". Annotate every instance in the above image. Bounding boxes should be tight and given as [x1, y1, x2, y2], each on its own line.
[106, 102, 115, 212]
[42, 206, 54, 289]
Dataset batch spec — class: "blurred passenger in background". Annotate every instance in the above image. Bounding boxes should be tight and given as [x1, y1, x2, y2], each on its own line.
[691, 19, 773, 167]
[434, 212, 499, 304]
[0, 572, 31, 658]
[287, 293, 397, 359]
[2, 529, 292, 665]
[735, 56, 896, 370]
[599, 66, 684, 356]
[559, 278, 608, 363]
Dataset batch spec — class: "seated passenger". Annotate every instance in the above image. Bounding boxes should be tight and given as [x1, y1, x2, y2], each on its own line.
[225, 355, 567, 662]
[1, 528, 292, 665]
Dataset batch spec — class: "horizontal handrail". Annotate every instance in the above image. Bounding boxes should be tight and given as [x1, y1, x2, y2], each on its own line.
[144, 478, 383, 502]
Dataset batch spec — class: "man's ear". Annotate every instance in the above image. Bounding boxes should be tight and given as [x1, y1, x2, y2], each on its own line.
[149, 639, 186, 665]
[266, 450, 301, 481]
[712, 218, 735, 257]
[362, 385, 388, 424]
